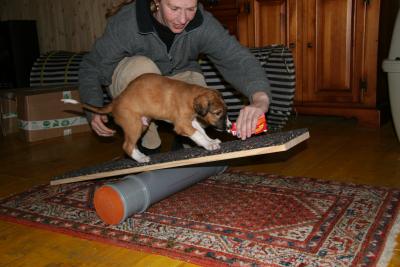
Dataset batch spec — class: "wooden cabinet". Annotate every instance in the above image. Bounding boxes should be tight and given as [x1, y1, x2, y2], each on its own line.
[236, 0, 399, 127]
[295, 0, 398, 127]
[200, 0, 240, 37]
[237, 0, 288, 47]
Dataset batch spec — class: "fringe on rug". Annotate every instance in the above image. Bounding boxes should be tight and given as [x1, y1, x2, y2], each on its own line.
[377, 209, 400, 266]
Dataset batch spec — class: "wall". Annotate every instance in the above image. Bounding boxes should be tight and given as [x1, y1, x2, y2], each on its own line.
[0, 0, 115, 53]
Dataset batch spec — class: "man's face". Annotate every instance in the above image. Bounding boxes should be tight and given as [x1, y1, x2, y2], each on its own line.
[157, 0, 198, 33]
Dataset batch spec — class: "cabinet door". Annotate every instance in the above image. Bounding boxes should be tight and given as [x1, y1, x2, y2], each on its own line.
[287, 0, 303, 103]
[301, 0, 366, 104]
[238, 0, 288, 47]
[201, 0, 240, 38]
[254, 0, 287, 46]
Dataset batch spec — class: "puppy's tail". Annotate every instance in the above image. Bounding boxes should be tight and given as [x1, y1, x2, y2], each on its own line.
[61, 98, 113, 114]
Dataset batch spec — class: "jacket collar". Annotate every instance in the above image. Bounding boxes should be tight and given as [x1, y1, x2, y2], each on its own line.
[136, 0, 203, 33]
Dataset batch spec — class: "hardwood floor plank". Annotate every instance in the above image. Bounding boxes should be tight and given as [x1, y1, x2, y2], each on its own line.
[0, 221, 197, 267]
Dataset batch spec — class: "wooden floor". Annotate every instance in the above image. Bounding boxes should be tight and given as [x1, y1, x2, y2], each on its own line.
[1, 115, 400, 266]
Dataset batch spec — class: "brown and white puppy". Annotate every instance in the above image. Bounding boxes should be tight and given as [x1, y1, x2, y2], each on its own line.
[63, 73, 229, 163]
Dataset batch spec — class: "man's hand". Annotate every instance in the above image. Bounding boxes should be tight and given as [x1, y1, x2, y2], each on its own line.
[235, 91, 270, 140]
[90, 114, 116, 137]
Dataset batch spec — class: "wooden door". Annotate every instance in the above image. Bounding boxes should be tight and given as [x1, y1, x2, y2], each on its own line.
[254, 0, 287, 46]
[301, 0, 367, 104]
[201, 0, 240, 38]
[287, 0, 303, 103]
[238, 0, 288, 47]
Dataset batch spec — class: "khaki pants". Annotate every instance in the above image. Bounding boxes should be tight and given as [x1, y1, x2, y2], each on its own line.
[109, 56, 207, 149]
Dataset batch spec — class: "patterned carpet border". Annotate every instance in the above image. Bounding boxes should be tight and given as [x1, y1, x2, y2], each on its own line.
[1, 170, 400, 267]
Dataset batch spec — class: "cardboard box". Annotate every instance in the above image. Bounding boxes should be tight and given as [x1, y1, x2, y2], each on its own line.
[17, 86, 91, 142]
[0, 91, 18, 136]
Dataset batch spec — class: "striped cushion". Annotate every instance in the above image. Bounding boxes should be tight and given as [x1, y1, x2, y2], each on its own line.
[30, 51, 84, 87]
[30, 45, 295, 130]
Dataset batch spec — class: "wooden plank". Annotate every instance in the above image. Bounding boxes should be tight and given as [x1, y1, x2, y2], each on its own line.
[50, 129, 310, 185]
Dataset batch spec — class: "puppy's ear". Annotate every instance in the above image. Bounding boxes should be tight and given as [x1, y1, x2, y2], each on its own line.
[194, 93, 210, 117]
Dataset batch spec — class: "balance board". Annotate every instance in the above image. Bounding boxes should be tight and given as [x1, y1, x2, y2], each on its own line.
[51, 128, 309, 185]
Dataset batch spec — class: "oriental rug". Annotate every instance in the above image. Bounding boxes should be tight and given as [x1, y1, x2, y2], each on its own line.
[1, 170, 400, 266]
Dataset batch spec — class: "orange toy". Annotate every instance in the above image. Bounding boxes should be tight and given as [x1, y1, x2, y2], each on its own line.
[228, 114, 268, 136]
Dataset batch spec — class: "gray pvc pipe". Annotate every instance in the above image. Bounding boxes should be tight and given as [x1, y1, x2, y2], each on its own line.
[103, 165, 227, 223]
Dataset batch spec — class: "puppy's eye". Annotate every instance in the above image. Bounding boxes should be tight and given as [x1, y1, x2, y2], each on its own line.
[212, 110, 223, 116]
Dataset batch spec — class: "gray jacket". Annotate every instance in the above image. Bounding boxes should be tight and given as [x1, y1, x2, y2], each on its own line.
[79, 0, 271, 108]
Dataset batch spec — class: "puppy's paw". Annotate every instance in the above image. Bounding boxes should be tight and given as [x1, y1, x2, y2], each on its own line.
[190, 131, 221, 151]
[131, 148, 151, 163]
[211, 138, 221, 144]
[136, 155, 150, 163]
[204, 142, 220, 151]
